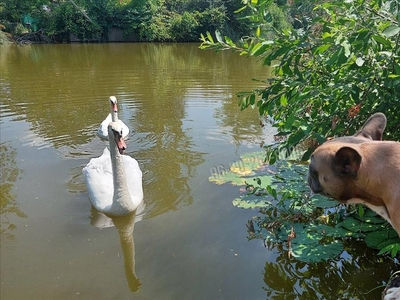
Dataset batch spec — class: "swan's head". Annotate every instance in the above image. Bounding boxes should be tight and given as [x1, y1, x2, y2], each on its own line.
[108, 122, 127, 154]
[109, 96, 118, 113]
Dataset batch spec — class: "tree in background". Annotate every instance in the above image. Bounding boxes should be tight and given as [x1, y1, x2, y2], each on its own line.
[201, 0, 400, 163]
[201, 0, 400, 259]
[0, 0, 259, 42]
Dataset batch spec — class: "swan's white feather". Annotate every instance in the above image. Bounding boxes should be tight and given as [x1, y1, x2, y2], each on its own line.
[83, 148, 143, 213]
[97, 114, 130, 140]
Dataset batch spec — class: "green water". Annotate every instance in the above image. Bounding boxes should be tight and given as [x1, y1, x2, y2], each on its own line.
[0, 43, 396, 300]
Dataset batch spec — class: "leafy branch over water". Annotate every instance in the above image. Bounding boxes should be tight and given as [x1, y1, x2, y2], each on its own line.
[209, 151, 400, 262]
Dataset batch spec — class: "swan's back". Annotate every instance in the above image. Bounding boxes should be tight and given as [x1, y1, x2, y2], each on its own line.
[97, 117, 130, 140]
[83, 148, 143, 214]
[97, 96, 130, 140]
[97, 114, 112, 140]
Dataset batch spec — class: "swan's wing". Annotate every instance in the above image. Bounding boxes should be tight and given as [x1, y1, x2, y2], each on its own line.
[122, 155, 143, 203]
[118, 120, 130, 139]
[135, 201, 146, 223]
[83, 148, 114, 211]
[97, 114, 112, 140]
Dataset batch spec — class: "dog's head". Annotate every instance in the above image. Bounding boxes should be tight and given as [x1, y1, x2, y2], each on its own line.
[307, 113, 386, 201]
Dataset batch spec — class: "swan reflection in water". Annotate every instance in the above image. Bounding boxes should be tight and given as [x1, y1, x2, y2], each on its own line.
[89, 201, 145, 292]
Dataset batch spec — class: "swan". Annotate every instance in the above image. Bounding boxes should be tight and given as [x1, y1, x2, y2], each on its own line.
[97, 96, 130, 140]
[83, 122, 143, 216]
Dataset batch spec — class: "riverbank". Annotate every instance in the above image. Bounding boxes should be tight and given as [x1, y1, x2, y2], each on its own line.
[0, 27, 149, 44]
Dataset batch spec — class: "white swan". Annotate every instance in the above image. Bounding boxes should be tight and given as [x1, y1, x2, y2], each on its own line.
[83, 122, 143, 216]
[97, 96, 130, 140]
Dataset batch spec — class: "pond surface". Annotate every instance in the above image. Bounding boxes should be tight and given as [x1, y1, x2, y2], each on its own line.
[0, 43, 397, 300]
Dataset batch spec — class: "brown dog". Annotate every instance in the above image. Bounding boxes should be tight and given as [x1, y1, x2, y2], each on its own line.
[307, 113, 400, 236]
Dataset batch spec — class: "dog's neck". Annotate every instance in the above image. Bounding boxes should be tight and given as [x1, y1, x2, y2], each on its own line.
[339, 180, 385, 206]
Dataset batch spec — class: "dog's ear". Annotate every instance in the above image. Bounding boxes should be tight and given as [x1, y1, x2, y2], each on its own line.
[354, 112, 386, 140]
[332, 147, 362, 176]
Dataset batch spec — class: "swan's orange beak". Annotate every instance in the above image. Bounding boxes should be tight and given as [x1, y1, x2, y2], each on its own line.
[117, 138, 127, 154]
[112, 103, 118, 113]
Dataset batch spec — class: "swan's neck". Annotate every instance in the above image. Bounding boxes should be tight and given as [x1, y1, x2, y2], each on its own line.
[109, 141, 135, 215]
[111, 110, 118, 122]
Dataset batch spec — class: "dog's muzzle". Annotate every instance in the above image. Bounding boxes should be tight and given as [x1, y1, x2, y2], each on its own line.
[307, 171, 324, 194]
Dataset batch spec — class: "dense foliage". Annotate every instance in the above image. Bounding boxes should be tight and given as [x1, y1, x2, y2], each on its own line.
[0, 0, 263, 42]
[201, 0, 400, 163]
[202, 0, 400, 259]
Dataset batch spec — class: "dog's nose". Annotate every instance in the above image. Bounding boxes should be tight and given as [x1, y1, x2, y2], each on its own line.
[311, 184, 323, 194]
[307, 174, 323, 194]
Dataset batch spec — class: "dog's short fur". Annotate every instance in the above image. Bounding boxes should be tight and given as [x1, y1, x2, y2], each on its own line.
[308, 113, 400, 299]
[307, 113, 400, 236]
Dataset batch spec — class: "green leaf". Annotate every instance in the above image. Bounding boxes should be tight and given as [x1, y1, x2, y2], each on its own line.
[355, 57, 365, 66]
[327, 47, 343, 65]
[233, 5, 247, 14]
[206, 31, 214, 43]
[279, 223, 345, 262]
[280, 94, 288, 107]
[256, 26, 261, 37]
[251, 41, 274, 56]
[215, 30, 223, 43]
[308, 195, 338, 209]
[365, 229, 400, 249]
[232, 195, 272, 209]
[287, 130, 305, 145]
[291, 239, 343, 262]
[357, 204, 365, 218]
[382, 25, 400, 38]
[314, 44, 331, 54]
[341, 40, 351, 57]
[337, 215, 387, 233]
[377, 243, 400, 257]
[284, 113, 296, 130]
[208, 171, 247, 186]
[372, 35, 392, 46]
[224, 36, 236, 47]
[267, 150, 277, 164]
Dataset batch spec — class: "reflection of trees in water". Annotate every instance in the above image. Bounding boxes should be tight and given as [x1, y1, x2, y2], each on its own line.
[129, 44, 267, 217]
[262, 243, 397, 299]
[0, 45, 102, 148]
[130, 44, 207, 217]
[0, 143, 26, 244]
[1, 43, 266, 216]
[214, 100, 266, 147]
[0, 44, 266, 150]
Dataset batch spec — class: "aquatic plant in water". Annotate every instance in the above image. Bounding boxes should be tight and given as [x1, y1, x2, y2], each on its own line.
[209, 151, 400, 262]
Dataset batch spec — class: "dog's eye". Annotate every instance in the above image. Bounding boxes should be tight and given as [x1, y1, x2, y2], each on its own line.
[323, 176, 327, 182]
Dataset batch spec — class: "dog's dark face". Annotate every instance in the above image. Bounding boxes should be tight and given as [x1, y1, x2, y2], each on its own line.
[307, 113, 387, 200]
